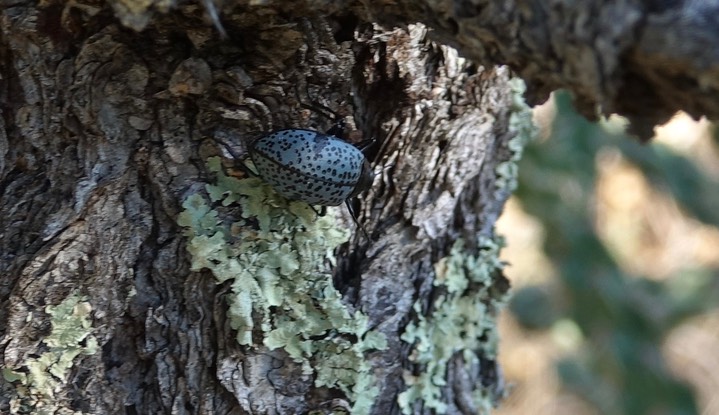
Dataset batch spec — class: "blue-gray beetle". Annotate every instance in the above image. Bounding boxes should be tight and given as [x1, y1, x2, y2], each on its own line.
[246, 128, 374, 238]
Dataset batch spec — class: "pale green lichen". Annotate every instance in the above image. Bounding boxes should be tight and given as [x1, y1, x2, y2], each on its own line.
[3, 292, 98, 414]
[397, 77, 530, 414]
[398, 237, 508, 414]
[177, 157, 387, 414]
[495, 78, 537, 196]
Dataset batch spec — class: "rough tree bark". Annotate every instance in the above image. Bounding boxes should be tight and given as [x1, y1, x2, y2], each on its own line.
[0, 1, 713, 415]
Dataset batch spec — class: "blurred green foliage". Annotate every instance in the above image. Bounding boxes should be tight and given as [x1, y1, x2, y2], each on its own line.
[510, 91, 719, 415]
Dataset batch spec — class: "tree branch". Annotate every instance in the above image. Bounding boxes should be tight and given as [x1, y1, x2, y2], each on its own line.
[112, 0, 719, 140]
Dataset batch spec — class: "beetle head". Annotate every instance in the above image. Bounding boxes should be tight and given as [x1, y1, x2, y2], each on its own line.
[350, 159, 374, 198]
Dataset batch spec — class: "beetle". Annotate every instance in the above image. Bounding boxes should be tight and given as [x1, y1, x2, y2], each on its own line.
[231, 126, 374, 238]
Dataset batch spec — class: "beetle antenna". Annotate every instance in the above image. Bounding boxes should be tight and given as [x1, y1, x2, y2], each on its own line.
[354, 138, 375, 152]
[213, 138, 257, 177]
[300, 101, 339, 121]
[295, 83, 343, 121]
[294, 84, 354, 139]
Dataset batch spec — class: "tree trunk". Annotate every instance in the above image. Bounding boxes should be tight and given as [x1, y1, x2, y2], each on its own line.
[0, 2, 527, 414]
[5, 0, 718, 413]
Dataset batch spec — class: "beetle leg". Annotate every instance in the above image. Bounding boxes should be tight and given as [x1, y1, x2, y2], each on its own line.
[308, 205, 326, 217]
[345, 200, 370, 240]
[237, 160, 258, 177]
[214, 138, 257, 177]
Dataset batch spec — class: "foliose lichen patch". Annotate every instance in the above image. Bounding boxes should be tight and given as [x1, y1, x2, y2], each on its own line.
[495, 78, 537, 196]
[3, 293, 98, 414]
[177, 157, 387, 414]
[398, 237, 509, 414]
[398, 77, 534, 414]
